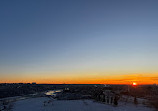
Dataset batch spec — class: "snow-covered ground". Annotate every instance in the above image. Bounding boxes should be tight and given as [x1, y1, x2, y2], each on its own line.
[12, 97, 154, 111]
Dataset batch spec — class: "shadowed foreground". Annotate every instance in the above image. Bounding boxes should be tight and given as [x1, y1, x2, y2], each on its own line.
[12, 97, 154, 111]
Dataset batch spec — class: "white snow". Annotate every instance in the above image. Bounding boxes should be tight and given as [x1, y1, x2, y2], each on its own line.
[12, 97, 154, 111]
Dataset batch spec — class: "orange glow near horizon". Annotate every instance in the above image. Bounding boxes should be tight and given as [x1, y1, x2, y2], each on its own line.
[0, 73, 158, 85]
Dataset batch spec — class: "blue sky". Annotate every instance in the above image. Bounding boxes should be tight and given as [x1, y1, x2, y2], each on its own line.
[0, 0, 158, 83]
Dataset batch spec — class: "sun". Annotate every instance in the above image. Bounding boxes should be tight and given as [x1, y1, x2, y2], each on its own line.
[132, 82, 137, 86]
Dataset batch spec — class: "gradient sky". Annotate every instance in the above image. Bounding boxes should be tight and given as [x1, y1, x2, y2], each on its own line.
[0, 0, 158, 84]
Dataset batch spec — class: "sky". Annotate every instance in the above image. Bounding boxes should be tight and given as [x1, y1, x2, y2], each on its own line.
[0, 0, 158, 84]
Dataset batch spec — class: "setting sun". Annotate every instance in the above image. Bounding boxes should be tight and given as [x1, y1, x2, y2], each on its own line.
[132, 82, 137, 86]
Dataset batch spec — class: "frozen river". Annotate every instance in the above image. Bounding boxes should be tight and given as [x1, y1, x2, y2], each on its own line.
[45, 89, 62, 97]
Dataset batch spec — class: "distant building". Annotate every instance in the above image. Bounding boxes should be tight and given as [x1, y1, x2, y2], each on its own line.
[32, 82, 36, 85]
[153, 83, 157, 86]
